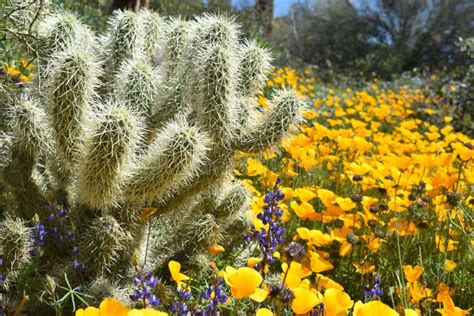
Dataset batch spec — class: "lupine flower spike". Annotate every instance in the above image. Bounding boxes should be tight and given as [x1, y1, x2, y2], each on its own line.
[245, 177, 286, 277]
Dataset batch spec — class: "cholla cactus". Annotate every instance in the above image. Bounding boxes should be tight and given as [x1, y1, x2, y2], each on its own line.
[0, 217, 32, 287]
[0, 7, 302, 309]
[5, 0, 50, 33]
[149, 182, 251, 272]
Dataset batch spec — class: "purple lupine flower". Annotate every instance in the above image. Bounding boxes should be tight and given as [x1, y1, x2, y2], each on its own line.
[363, 274, 384, 300]
[0, 258, 5, 286]
[70, 246, 87, 271]
[285, 242, 306, 261]
[245, 177, 286, 275]
[268, 283, 294, 304]
[42, 205, 87, 270]
[30, 221, 47, 255]
[72, 258, 87, 271]
[310, 304, 325, 316]
[198, 278, 228, 315]
[169, 302, 189, 316]
[130, 264, 160, 308]
[169, 286, 193, 315]
[45, 207, 70, 245]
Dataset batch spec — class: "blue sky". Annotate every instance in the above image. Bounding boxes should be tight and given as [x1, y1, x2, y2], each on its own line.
[273, 0, 295, 16]
[230, 1, 381, 17]
[231, 0, 296, 17]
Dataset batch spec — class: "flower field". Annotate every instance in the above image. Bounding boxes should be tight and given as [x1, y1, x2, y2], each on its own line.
[0, 3, 472, 314]
[232, 68, 473, 315]
[73, 68, 472, 315]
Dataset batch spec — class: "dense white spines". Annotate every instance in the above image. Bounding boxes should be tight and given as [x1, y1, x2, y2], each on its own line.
[212, 182, 250, 220]
[115, 59, 158, 120]
[4, 99, 50, 216]
[139, 10, 166, 62]
[38, 11, 94, 57]
[190, 15, 240, 144]
[0, 132, 11, 168]
[103, 10, 145, 73]
[234, 89, 302, 152]
[47, 48, 99, 173]
[125, 117, 210, 204]
[85, 276, 129, 306]
[193, 45, 239, 143]
[76, 105, 141, 209]
[79, 215, 132, 275]
[164, 18, 190, 76]
[158, 181, 250, 269]
[7, 99, 49, 160]
[152, 75, 190, 129]
[150, 213, 220, 269]
[150, 19, 191, 129]
[191, 14, 240, 53]
[238, 40, 273, 97]
[0, 217, 33, 284]
[6, 0, 50, 32]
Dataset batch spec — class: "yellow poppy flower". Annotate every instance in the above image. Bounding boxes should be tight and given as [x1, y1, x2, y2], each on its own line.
[317, 189, 336, 208]
[404, 309, 419, 316]
[436, 235, 458, 252]
[435, 296, 470, 316]
[436, 283, 455, 303]
[452, 143, 473, 161]
[408, 281, 433, 303]
[221, 267, 267, 302]
[334, 197, 356, 211]
[75, 299, 168, 316]
[99, 298, 129, 316]
[208, 244, 225, 256]
[247, 257, 263, 269]
[246, 158, 268, 177]
[296, 227, 333, 247]
[294, 187, 317, 202]
[444, 259, 457, 272]
[338, 240, 352, 257]
[309, 251, 333, 273]
[291, 201, 318, 220]
[291, 287, 322, 314]
[168, 261, 190, 288]
[352, 262, 375, 274]
[353, 300, 398, 316]
[280, 187, 293, 200]
[315, 274, 344, 291]
[255, 308, 274, 316]
[5, 65, 21, 77]
[75, 307, 99, 316]
[281, 261, 311, 289]
[323, 288, 353, 316]
[444, 116, 453, 123]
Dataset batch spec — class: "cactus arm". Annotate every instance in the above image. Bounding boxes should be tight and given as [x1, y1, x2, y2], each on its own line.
[124, 117, 210, 204]
[115, 59, 158, 123]
[233, 90, 302, 153]
[46, 48, 99, 189]
[76, 105, 141, 210]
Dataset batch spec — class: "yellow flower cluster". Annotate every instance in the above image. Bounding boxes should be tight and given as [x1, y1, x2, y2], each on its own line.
[235, 68, 472, 314]
[2, 59, 35, 83]
[75, 298, 167, 316]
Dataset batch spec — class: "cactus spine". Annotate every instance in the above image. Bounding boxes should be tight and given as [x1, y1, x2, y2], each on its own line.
[76, 104, 141, 209]
[0, 217, 32, 286]
[46, 48, 99, 187]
